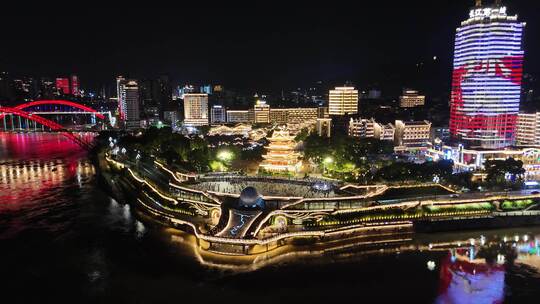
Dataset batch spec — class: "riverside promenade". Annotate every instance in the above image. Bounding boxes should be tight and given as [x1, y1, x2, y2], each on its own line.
[102, 153, 540, 256]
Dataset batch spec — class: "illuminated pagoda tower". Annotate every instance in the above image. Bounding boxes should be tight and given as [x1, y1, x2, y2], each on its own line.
[259, 130, 302, 173]
[449, 0, 525, 148]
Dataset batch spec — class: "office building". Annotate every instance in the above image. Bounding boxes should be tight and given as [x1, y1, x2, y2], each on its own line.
[269, 109, 289, 124]
[56, 78, 70, 95]
[210, 105, 227, 124]
[183, 93, 209, 126]
[399, 89, 425, 108]
[200, 85, 213, 95]
[117, 77, 140, 129]
[286, 108, 318, 123]
[227, 110, 250, 123]
[329, 86, 359, 115]
[70, 75, 80, 96]
[253, 100, 270, 124]
[163, 111, 179, 127]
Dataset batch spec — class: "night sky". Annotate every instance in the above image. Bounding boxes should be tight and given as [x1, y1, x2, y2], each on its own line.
[1, 0, 539, 95]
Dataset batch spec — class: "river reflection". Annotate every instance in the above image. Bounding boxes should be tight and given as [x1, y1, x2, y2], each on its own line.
[1, 132, 540, 303]
[431, 232, 540, 303]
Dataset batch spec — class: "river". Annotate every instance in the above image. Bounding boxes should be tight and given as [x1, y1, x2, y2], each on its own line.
[1, 132, 540, 303]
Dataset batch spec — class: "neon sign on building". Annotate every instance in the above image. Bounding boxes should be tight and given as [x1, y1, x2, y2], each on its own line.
[449, 4, 525, 148]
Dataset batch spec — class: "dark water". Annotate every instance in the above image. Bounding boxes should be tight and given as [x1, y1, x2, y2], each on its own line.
[1, 133, 540, 304]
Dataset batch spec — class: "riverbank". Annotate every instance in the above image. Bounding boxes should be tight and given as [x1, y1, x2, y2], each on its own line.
[97, 151, 540, 258]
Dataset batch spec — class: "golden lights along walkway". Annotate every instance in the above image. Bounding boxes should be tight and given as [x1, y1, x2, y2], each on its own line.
[105, 156, 540, 256]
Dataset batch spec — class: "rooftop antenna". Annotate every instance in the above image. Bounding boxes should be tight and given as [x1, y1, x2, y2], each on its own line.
[475, 0, 482, 7]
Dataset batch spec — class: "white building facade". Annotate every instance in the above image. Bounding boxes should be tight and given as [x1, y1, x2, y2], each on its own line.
[329, 86, 359, 115]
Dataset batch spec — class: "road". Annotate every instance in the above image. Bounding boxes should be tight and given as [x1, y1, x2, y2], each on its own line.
[379, 189, 540, 206]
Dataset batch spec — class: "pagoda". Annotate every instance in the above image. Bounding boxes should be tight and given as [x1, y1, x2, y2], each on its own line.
[259, 130, 302, 173]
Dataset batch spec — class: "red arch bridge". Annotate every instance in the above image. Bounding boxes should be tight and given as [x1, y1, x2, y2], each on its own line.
[0, 100, 112, 148]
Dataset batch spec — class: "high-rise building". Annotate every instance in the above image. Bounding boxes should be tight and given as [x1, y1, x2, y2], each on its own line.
[70, 75, 80, 96]
[210, 105, 227, 124]
[200, 85, 213, 95]
[178, 84, 196, 99]
[0, 72, 13, 102]
[286, 108, 318, 123]
[449, 1, 525, 148]
[252, 100, 270, 124]
[163, 111, 179, 127]
[11, 77, 36, 101]
[116, 76, 126, 120]
[154, 75, 173, 119]
[116, 77, 140, 129]
[516, 112, 540, 146]
[227, 110, 250, 123]
[183, 93, 209, 126]
[144, 105, 161, 126]
[269, 109, 289, 124]
[55, 78, 70, 95]
[399, 89, 425, 108]
[263, 107, 319, 125]
[329, 86, 359, 115]
[39, 78, 55, 100]
[139, 79, 154, 106]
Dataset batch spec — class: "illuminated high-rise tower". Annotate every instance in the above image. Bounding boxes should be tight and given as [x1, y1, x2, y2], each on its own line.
[449, 0, 525, 148]
[70, 75, 80, 96]
[328, 86, 358, 116]
[55, 78, 70, 95]
[116, 76, 140, 129]
[183, 93, 209, 126]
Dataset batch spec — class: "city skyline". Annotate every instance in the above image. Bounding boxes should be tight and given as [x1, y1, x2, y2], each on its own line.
[0, 1, 539, 97]
[4, 1, 540, 303]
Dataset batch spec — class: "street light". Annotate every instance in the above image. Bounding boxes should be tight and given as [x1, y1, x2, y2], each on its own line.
[217, 150, 234, 162]
[323, 156, 333, 174]
[323, 156, 333, 165]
